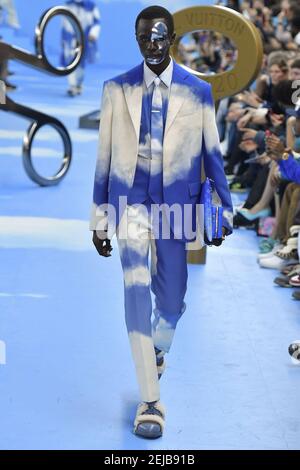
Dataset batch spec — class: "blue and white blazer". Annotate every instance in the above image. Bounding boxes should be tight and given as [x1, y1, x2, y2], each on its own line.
[90, 60, 233, 245]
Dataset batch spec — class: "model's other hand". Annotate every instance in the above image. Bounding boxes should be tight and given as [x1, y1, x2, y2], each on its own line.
[92, 231, 113, 257]
[205, 227, 227, 247]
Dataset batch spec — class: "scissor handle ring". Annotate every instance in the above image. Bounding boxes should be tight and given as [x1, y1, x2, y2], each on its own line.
[22, 120, 72, 186]
[35, 6, 85, 76]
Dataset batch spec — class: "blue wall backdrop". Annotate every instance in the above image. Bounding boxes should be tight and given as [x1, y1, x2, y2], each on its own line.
[3, 0, 214, 68]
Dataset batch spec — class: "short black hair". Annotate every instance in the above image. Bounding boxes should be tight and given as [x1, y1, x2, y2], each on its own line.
[135, 5, 174, 36]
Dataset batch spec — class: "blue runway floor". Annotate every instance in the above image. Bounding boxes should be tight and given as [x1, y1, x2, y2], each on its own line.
[1, 58, 300, 450]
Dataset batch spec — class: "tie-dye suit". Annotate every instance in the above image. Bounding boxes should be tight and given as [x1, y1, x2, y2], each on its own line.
[90, 60, 233, 402]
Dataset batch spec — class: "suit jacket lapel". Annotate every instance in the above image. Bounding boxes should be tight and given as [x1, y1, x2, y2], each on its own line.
[122, 61, 189, 142]
[164, 62, 189, 136]
[122, 63, 143, 141]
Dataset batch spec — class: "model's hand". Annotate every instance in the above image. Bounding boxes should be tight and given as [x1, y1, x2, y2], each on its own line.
[205, 227, 227, 247]
[92, 231, 113, 257]
[212, 226, 227, 246]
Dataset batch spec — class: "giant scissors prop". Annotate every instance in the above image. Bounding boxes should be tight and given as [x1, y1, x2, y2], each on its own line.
[0, 6, 84, 186]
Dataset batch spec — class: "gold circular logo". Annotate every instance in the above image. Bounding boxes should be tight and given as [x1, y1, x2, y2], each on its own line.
[171, 6, 263, 101]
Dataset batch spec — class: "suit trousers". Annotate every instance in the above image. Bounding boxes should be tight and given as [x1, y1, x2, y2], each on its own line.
[116, 198, 188, 402]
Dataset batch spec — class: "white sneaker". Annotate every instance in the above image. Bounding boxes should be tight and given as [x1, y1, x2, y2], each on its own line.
[259, 254, 297, 270]
[257, 244, 283, 261]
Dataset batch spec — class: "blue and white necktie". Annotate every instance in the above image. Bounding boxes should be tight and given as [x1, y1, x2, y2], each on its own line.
[148, 77, 164, 204]
[150, 77, 163, 160]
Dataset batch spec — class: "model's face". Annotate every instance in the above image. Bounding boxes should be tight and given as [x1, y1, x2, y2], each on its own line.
[136, 18, 174, 65]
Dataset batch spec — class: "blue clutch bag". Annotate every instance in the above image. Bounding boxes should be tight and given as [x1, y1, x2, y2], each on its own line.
[200, 177, 223, 243]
